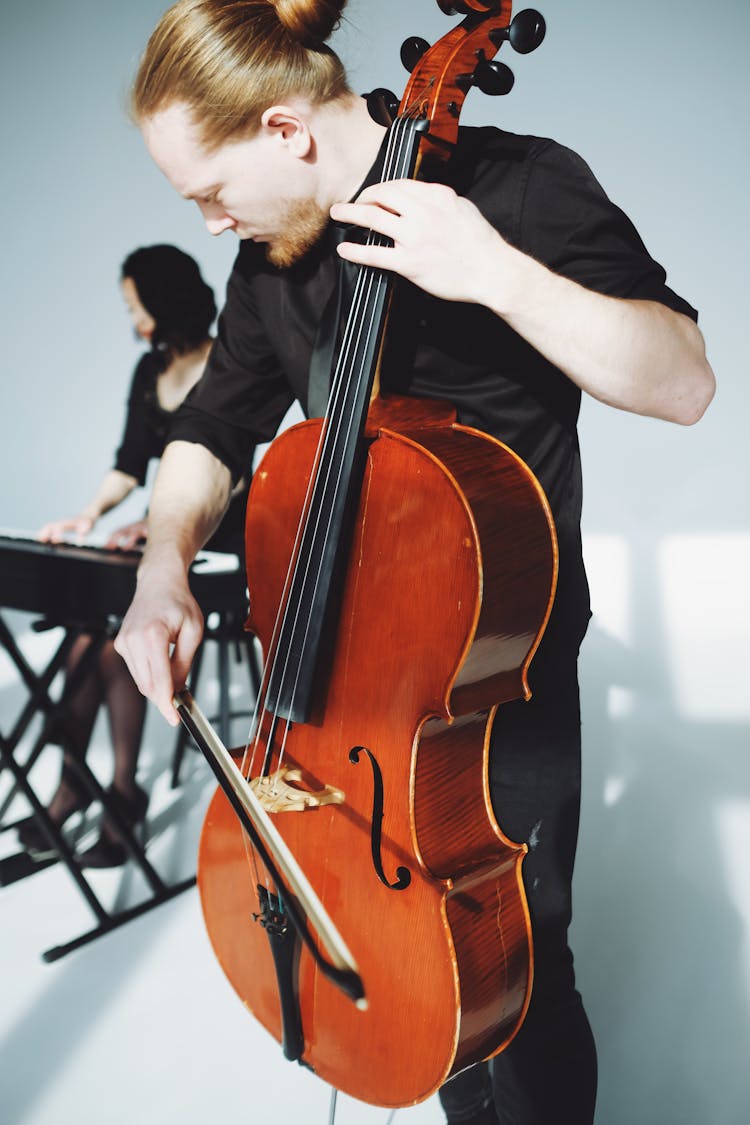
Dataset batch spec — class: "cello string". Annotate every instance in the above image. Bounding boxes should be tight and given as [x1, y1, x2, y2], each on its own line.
[233, 118, 410, 880]
[234, 259, 393, 875]
[236, 113, 419, 883]
[241, 104, 424, 782]
[236, 114, 406, 786]
[271, 112, 420, 766]
[270, 114, 421, 768]
[242, 115, 409, 767]
[263, 123, 416, 774]
[238, 108, 423, 990]
[242, 113, 412, 778]
[238, 114, 423, 777]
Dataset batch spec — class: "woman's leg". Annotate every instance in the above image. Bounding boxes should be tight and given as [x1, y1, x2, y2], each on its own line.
[17, 633, 103, 853]
[74, 642, 149, 866]
[99, 641, 147, 800]
[46, 633, 103, 818]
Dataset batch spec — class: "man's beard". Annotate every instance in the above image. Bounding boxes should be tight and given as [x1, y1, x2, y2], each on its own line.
[265, 197, 330, 269]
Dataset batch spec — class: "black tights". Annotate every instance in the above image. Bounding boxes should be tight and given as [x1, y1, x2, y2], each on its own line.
[48, 634, 146, 818]
[439, 609, 597, 1124]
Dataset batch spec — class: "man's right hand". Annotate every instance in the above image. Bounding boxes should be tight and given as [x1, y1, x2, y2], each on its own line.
[114, 563, 204, 726]
[113, 439, 235, 723]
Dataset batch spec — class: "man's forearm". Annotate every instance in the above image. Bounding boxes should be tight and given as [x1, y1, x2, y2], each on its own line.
[114, 440, 234, 723]
[138, 440, 233, 574]
[333, 181, 716, 427]
[484, 243, 715, 426]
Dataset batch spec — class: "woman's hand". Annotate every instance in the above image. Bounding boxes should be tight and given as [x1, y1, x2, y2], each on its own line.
[38, 514, 95, 543]
[105, 518, 149, 552]
[38, 470, 140, 545]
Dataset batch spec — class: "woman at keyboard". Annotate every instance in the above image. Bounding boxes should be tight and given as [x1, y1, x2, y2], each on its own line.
[19, 245, 250, 866]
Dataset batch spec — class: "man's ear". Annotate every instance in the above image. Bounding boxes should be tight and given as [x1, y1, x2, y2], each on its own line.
[260, 105, 312, 159]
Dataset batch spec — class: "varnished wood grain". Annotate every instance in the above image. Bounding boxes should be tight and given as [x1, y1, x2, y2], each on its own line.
[198, 411, 555, 1106]
[401, 1, 514, 160]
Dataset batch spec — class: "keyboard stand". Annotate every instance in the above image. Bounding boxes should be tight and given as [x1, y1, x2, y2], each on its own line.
[0, 611, 194, 961]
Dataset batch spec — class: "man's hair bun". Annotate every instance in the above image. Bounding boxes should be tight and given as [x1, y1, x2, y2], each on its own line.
[273, 0, 348, 46]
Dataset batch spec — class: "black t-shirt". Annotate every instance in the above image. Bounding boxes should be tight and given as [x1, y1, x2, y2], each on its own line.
[169, 125, 698, 636]
[113, 350, 252, 555]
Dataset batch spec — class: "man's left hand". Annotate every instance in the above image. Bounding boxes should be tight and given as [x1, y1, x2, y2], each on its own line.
[331, 179, 511, 306]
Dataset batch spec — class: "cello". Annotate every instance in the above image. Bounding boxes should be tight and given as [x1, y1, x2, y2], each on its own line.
[178, 0, 555, 1108]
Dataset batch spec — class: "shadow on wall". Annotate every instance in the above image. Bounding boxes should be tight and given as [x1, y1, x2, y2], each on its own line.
[574, 540, 750, 1124]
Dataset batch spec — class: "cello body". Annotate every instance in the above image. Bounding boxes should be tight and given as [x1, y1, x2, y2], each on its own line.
[198, 400, 557, 1107]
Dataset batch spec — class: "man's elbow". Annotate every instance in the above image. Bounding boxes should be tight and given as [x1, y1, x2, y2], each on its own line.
[667, 318, 716, 426]
[672, 355, 716, 426]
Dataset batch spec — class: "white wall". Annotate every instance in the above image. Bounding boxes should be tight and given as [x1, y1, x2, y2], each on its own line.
[1, 2, 747, 1121]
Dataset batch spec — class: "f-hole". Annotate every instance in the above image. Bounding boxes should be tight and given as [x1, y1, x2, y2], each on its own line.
[349, 746, 411, 891]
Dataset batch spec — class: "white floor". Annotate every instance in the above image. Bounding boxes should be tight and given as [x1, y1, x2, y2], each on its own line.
[0, 617, 445, 1125]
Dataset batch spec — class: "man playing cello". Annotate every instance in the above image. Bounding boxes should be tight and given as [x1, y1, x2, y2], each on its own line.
[115, 2, 715, 1122]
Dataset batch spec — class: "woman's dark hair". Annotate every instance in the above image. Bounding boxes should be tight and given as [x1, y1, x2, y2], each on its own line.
[121, 244, 217, 357]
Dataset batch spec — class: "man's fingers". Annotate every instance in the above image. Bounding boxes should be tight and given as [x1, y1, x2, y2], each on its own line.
[144, 632, 183, 725]
[170, 615, 204, 695]
[115, 620, 182, 726]
[336, 240, 397, 271]
[331, 200, 402, 240]
[352, 178, 435, 210]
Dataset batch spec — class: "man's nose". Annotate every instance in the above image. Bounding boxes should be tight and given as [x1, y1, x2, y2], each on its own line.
[197, 199, 236, 236]
[205, 213, 236, 236]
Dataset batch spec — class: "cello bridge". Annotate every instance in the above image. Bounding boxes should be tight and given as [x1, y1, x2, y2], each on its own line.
[249, 767, 345, 814]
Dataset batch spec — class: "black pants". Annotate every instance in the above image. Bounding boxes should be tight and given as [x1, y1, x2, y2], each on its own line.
[439, 587, 597, 1125]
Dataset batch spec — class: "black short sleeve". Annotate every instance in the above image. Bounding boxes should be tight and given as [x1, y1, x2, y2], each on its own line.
[518, 141, 698, 320]
[113, 354, 167, 484]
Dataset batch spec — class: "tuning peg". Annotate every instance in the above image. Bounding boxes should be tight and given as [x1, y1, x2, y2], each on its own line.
[400, 36, 431, 73]
[490, 9, 546, 55]
[511, 9, 546, 53]
[473, 59, 515, 96]
[437, 1, 493, 14]
[365, 88, 400, 126]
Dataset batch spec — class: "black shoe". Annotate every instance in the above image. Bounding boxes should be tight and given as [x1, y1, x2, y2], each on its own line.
[17, 766, 92, 859]
[16, 816, 59, 861]
[76, 783, 149, 869]
[75, 835, 129, 868]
